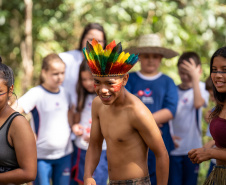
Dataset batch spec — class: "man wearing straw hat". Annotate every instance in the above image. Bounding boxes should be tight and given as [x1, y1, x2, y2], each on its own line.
[125, 34, 179, 185]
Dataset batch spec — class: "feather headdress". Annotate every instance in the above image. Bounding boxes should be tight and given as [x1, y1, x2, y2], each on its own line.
[83, 39, 139, 77]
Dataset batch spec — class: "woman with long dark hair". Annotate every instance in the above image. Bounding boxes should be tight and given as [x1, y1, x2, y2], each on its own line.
[188, 47, 226, 184]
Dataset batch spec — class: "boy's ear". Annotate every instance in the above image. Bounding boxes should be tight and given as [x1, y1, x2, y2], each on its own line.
[122, 73, 129, 86]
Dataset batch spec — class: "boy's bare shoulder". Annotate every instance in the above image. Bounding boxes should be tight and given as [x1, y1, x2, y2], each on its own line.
[126, 92, 151, 117]
[92, 96, 103, 107]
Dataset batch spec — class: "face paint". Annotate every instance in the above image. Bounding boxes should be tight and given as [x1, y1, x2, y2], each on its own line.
[112, 82, 122, 92]
[94, 84, 97, 89]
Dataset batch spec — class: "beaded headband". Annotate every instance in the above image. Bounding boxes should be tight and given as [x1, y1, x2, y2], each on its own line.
[83, 39, 139, 77]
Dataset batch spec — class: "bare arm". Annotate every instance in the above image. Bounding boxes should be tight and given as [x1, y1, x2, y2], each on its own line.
[0, 115, 37, 184]
[84, 98, 104, 185]
[203, 140, 215, 149]
[188, 147, 226, 164]
[153, 108, 173, 126]
[132, 103, 169, 185]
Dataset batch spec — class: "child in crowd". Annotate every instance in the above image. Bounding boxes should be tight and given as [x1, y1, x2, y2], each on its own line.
[125, 34, 178, 184]
[12, 54, 73, 185]
[70, 60, 108, 185]
[188, 46, 226, 185]
[203, 76, 216, 178]
[0, 57, 37, 184]
[169, 52, 209, 185]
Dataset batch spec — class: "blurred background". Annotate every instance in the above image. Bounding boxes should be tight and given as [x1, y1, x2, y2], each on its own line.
[0, 0, 226, 184]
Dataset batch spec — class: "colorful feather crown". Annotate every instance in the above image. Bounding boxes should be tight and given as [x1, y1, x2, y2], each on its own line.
[83, 39, 139, 77]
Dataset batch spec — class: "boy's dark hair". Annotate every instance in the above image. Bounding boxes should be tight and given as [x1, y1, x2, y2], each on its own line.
[209, 47, 226, 119]
[39, 53, 65, 84]
[76, 59, 94, 113]
[78, 23, 107, 51]
[205, 76, 213, 91]
[0, 56, 14, 90]
[177, 52, 201, 67]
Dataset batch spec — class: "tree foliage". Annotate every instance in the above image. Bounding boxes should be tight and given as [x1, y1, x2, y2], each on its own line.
[0, 0, 226, 90]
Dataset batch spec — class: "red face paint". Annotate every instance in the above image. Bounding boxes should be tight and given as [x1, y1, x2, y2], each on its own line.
[94, 84, 97, 89]
[113, 82, 122, 92]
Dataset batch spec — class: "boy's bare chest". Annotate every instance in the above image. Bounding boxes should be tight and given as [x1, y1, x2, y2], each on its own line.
[98, 110, 135, 142]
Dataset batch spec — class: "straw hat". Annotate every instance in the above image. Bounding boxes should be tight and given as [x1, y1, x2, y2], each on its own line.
[124, 34, 179, 59]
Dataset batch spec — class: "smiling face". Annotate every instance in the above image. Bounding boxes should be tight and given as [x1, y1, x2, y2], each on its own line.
[211, 56, 226, 93]
[93, 74, 128, 105]
[139, 53, 163, 76]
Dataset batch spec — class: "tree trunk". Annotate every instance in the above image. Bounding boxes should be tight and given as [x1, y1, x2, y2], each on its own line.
[20, 0, 33, 93]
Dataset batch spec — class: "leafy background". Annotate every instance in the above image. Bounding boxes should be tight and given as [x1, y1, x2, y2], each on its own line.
[1, 0, 226, 184]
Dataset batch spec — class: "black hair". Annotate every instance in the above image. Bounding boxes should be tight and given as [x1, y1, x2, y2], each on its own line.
[209, 47, 226, 119]
[78, 23, 107, 51]
[76, 59, 95, 113]
[39, 53, 65, 84]
[0, 56, 14, 91]
[177, 51, 201, 67]
[205, 76, 213, 91]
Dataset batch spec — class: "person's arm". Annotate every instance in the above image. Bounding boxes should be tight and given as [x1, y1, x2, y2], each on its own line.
[0, 115, 37, 184]
[132, 102, 169, 185]
[203, 140, 215, 149]
[154, 78, 178, 126]
[188, 147, 226, 164]
[153, 108, 173, 127]
[180, 59, 205, 108]
[84, 97, 104, 185]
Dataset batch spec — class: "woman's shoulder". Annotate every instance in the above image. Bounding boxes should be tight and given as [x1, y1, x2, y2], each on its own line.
[9, 112, 30, 132]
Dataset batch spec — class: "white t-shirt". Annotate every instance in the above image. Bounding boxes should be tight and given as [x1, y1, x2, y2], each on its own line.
[170, 82, 209, 155]
[59, 50, 83, 107]
[75, 94, 107, 150]
[18, 86, 73, 159]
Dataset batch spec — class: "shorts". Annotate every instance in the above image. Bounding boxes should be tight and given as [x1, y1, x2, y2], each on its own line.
[34, 154, 72, 185]
[204, 165, 226, 185]
[109, 176, 151, 185]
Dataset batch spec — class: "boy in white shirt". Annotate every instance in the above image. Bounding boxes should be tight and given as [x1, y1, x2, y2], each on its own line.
[169, 52, 209, 185]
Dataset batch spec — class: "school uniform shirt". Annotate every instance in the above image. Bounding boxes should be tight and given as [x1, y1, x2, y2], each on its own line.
[59, 50, 83, 107]
[170, 82, 209, 155]
[75, 94, 107, 150]
[126, 71, 178, 153]
[18, 85, 73, 160]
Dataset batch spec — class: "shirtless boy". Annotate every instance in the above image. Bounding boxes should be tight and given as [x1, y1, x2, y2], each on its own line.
[83, 39, 169, 185]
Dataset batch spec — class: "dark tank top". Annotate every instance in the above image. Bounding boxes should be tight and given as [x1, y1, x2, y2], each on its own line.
[210, 116, 226, 148]
[0, 112, 21, 173]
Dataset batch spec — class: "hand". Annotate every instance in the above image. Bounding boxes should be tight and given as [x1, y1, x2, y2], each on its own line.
[180, 58, 201, 81]
[84, 177, 96, 185]
[188, 147, 211, 164]
[84, 134, 90, 143]
[72, 124, 84, 136]
[172, 135, 181, 148]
